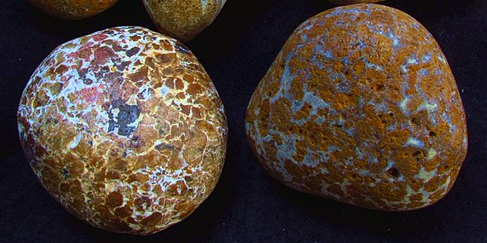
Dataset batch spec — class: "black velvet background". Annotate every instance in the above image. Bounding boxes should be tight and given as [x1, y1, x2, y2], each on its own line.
[1, 0, 486, 242]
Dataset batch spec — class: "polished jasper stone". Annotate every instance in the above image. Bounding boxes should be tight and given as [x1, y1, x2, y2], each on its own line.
[246, 4, 468, 211]
[325, 0, 383, 5]
[27, 0, 119, 19]
[18, 26, 227, 234]
[143, 0, 227, 42]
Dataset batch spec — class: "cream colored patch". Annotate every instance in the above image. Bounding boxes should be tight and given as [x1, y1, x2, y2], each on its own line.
[417, 167, 436, 181]
[426, 149, 437, 160]
[68, 133, 83, 149]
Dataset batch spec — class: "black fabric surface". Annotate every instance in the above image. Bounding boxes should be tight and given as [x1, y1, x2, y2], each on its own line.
[1, 0, 486, 242]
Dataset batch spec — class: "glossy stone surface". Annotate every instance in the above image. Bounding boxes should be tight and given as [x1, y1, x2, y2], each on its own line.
[27, 0, 118, 19]
[325, 0, 383, 5]
[142, 0, 227, 42]
[246, 4, 468, 211]
[17, 26, 227, 234]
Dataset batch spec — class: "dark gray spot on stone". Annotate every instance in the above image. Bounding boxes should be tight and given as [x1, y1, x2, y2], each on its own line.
[129, 135, 145, 149]
[108, 99, 141, 137]
[78, 69, 92, 85]
[158, 128, 165, 135]
[62, 167, 70, 179]
[387, 167, 400, 177]
[155, 143, 174, 151]
[117, 61, 131, 71]
[95, 66, 110, 80]
[126, 47, 140, 57]
[118, 126, 136, 136]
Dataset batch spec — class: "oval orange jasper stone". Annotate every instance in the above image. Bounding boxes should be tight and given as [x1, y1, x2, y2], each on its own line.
[246, 4, 468, 211]
[18, 26, 227, 234]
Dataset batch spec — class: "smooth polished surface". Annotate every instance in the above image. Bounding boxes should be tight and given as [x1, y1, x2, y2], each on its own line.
[143, 0, 226, 42]
[326, 0, 383, 5]
[246, 4, 467, 211]
[27, 0, 118, 19]
[18, 26, 227, 235]
[1, 0, 486, 242]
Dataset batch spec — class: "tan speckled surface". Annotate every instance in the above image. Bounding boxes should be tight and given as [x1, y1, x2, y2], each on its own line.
[142, 0, 227, 42]
[246, 4, 468, 211]
[27, 0, 119, 19]
[17, 26, 227, 234]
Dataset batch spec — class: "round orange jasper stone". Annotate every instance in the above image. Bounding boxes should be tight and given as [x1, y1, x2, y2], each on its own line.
[18, 26, 227, 234]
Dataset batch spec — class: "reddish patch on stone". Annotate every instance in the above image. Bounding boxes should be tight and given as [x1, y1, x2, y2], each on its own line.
[94, 46, 114, 65]
[18, 26, 227, 235]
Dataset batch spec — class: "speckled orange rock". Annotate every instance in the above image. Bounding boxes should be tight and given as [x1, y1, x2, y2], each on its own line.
[246, 4, 468, 211]
[17, 26, 227, 234]
[325, 0, 383, 5]
[27, 0, 118, 19]
[142, 0, 227, 42]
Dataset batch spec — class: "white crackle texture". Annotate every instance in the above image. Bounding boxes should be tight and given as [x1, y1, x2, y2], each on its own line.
[18, 26, 227, 234]
[246, 4, 467, 211]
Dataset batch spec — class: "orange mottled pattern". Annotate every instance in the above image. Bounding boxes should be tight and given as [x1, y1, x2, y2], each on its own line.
[17, 26, 227, 234]
[246, 4, 467, 211]
[28, 0, 118, 19]
[142, 0, 227, 42]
